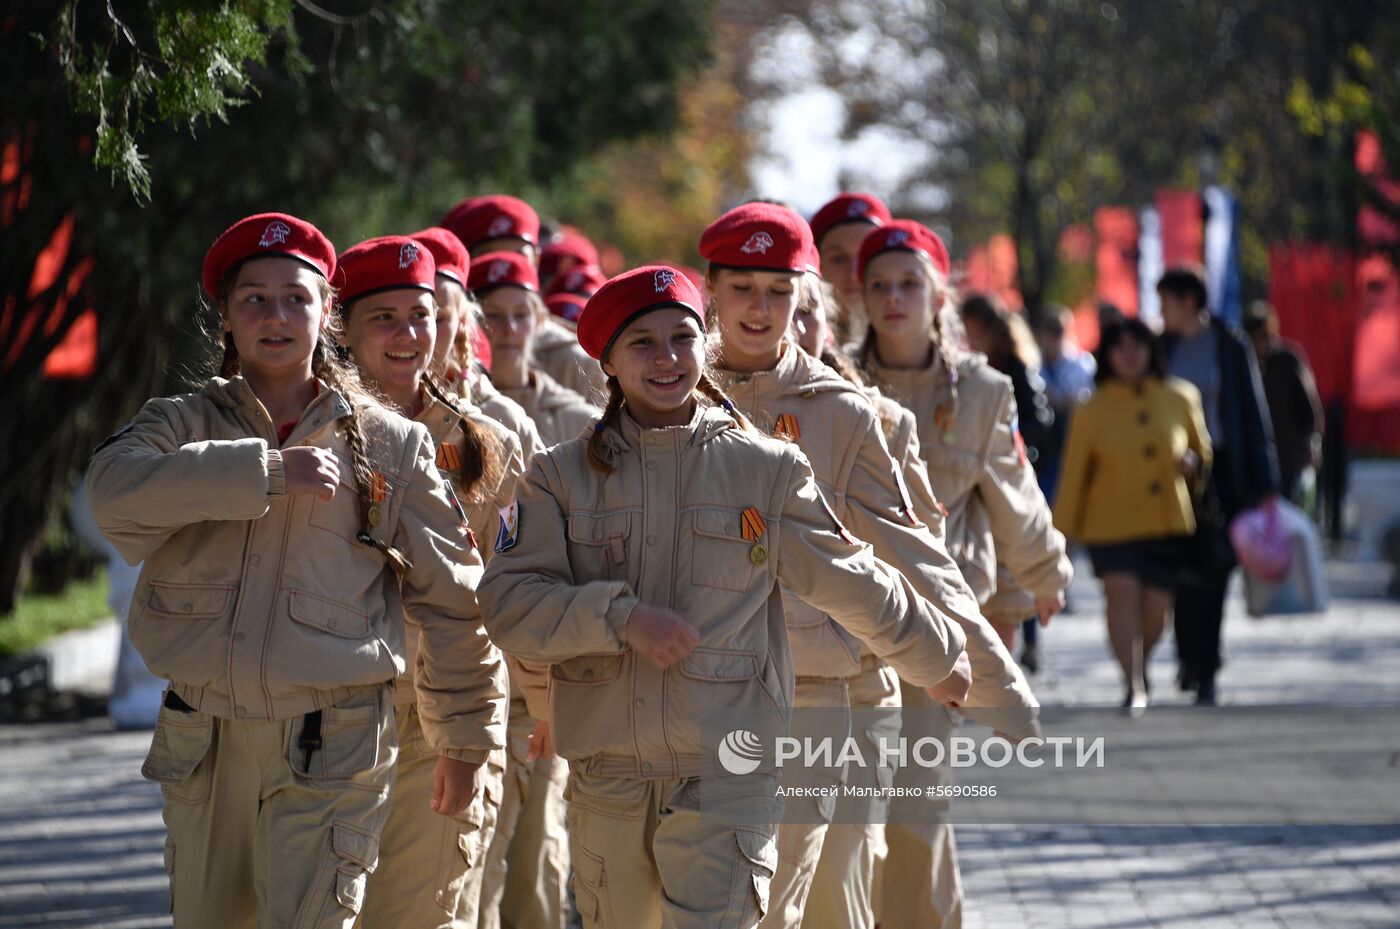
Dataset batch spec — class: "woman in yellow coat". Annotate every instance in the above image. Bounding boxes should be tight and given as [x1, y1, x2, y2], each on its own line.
[1052, 317, 1211, 713]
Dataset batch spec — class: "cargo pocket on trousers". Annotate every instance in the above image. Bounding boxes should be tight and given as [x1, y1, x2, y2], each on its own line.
[729, 827, 776, 926]
[286, 695, 384, 780]
[295, 821, 379, 928]
[569, 841, 613, 929]
[142, 702, 215, 805]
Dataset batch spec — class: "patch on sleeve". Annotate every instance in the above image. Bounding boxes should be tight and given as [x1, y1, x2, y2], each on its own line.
[494, 501, 520, 553]
[892, 467, 925, 528]
[819, 495, 859, 546]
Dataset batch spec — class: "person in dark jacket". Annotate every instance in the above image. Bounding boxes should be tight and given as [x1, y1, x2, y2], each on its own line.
[1157, 267, 1279, 705]
[1242, 300, 1323, 504]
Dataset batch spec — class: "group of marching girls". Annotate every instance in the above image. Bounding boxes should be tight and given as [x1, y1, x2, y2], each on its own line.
[86, 189, 1070, 929]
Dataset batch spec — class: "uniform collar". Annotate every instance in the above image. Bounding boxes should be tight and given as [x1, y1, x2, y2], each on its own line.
[604, 400, 732, 459]
[415, 389, 472, 444]
[211, 375, 353, 431]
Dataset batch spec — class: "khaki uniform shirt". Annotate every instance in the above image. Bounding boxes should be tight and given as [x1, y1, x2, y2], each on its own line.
[717, 345, 1033, 713]
[87, 376, 507, 761]
[532, 319, 606, 404]
[500, 370, 599, 449]
[864, 347, 1073, 608]
[478, 403, 966, 779]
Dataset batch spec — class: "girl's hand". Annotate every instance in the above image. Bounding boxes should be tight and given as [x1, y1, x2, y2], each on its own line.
[925, 650, 972, 708]
[526, 719, 555, 762]
[431, 756, 483, 817]
[1036, 592, 1065, 627]
[624, 603, 700, 670]
[282, 446, 340, 500]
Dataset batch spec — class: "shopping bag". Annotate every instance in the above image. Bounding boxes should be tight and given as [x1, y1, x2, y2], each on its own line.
[1229, 502, 1292, 582]
[1244, 500, 1329, 617]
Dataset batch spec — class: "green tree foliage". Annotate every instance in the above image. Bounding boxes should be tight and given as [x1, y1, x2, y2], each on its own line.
[1, 1, 712, 613]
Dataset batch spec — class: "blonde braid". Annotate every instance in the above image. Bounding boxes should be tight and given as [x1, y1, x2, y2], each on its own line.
[694, 370, 754, 433]
[311, 339, 412, 575]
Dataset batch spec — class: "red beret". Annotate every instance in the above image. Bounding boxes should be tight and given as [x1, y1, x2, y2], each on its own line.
[545, 293, 587, 324]
[441, 195, 540, 249]
[539, 227, 599, 282]
[857, 220, 951, 283]
[410, 227, 470, 286]
[334, 236, 437, 307]
[468, 251, 539, 294]
[698, 203, 814, 273]
[578, 265, 705, 361]
[802, 241, 823, 278]
[202, 212, 335, 298]
[545, 264, 607, 299]
[809, 193, 893, 247]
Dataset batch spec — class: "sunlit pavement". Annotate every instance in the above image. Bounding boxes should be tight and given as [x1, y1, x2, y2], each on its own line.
[1, 556, 1397, 927]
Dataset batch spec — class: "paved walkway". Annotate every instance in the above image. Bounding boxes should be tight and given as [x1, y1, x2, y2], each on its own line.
[1, 556, 1397, 927]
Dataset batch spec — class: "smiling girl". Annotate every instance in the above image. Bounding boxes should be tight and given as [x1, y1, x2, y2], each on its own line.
[86, 214, 506, 929]
[326, 235, 524, 929]
[477, 265, 968, 929]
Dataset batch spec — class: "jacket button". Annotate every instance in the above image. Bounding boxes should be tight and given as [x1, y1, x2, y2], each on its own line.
[1148, 481, 1161, 494]
[593, 529, 604, 540]
[633, 697, 645, 709]
[233, 633, 246, 643]
[646, 535, 657, 546]
[235, 706, 246, 717]
[583, 669, 595, 680]
[641, 762, 652, 774]
[327, 618, 338, 630]
[646, 461, 657, 471]
[183, 603, 193, 613]
[250, 554, 261, 565]
[1137, 411, 1150, 425]
[1143, 445, 1156, 458]
[443, 415, 453, 424]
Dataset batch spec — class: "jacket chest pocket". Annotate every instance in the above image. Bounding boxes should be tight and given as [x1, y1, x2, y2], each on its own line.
[567, 511, 633, 582]
[689, 508, 762, 593]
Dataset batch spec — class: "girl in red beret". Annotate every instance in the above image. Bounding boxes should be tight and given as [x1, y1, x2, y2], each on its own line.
[701, 203, 1009, 929]
[853, 220, 1071, 929]
[477, 264, 967, 929]
[331, 235, 526, 929]
[85, 214, 507, 929]
[810, 192, 894, 347]
[472, 251, 601, 445]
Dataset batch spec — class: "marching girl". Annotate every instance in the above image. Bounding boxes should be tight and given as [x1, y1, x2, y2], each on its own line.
[788, 258, 1040, 929]
[808, 192, 894, 348]
[854, 220, 1073, 929]
[413, 231, 564, 929]
[326, 234, 525, 929]
[477, 265, 970, 929]
[473, 251, 600, 447]
[86, 214, 507, 929]
[442, 195, 604, 401]
[699, 204, 1033, 929]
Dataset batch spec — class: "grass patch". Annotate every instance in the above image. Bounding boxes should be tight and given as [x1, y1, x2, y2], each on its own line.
[0, 570, 111, 657]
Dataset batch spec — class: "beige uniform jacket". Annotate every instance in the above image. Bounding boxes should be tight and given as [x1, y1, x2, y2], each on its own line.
[717, 345, 1032, 712]
[864, 348, 1073, 608]
[470, 371, 544, 464]
[86, 376, 507, 762]
[477, 403, 966, 779]
[500, 370, 600, 449]
[531, 319, 606, 404]
[391, 392, 527, 714]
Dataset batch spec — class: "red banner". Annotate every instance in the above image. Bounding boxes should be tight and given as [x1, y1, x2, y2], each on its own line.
[1156, 190, 1203, 268]
[961, 234, 1023, 311]
[1094, 207, 1139, 315]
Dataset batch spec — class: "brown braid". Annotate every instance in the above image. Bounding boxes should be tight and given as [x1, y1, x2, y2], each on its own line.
[422, 371, 504, 501]
[586, 376, 628, 474]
